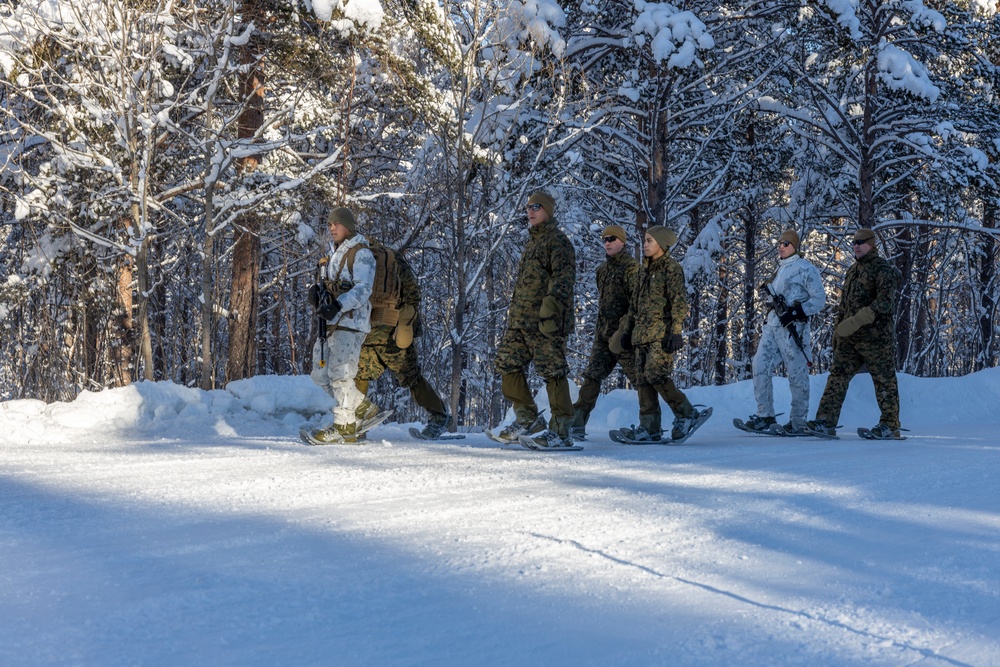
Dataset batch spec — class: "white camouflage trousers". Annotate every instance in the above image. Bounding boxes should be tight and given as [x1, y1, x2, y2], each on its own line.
[752, 323, 810, 428]
[310, 328, 367, 425]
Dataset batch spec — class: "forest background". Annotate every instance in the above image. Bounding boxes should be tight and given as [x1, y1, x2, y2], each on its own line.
[1, 0, 998, 429]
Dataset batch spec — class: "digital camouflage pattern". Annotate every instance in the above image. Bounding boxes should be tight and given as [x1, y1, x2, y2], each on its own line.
[595, 251, 641, 340]
[495, 217, 575, 435]
[494, 327, 569, 381]
[621, 250, 695, 420]
[504, 218, 576, 335]
[833, 247, 898, 339]
[355, 247, 446, 418]
[815, 247, 901, 428]
[574, 251, 658, 428]
[629, 251, 688, 345]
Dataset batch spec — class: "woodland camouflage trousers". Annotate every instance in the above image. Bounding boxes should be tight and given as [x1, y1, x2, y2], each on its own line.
[815, 334, 900, 429]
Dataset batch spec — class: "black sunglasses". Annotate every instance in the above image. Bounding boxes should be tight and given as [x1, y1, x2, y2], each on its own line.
[602, 236, 620, 243]
[526, 203, 543, 212]
[778, 241, 793, 248]
[852, 239, 868, 246]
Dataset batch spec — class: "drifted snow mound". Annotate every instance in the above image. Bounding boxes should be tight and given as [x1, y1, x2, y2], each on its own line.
[0, 376, 333, 444]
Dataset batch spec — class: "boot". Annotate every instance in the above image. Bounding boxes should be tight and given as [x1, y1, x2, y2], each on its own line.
[420, 412, 453, 439]
[744, 414, 776, 432]
[335, 422, 360, 443]
[496, 413, 547, 443]
[355, 398, 380, 422]
[569, 408, 588, 441]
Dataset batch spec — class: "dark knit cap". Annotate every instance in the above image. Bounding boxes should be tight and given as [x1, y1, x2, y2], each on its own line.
[328, 207, 356, 233]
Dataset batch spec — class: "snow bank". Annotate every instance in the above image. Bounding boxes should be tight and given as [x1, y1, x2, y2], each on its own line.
[4, 368, 1000, 447]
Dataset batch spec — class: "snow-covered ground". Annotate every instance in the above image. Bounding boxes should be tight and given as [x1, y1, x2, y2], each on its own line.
[2, 370, 999, 666]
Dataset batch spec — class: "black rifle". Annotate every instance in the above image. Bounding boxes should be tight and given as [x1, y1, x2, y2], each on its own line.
[315, 258, 331, 368]
[766, 285, 812, 368]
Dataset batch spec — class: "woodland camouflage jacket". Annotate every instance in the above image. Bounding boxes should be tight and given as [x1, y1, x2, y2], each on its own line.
[596, 251, 641, 340]
[837, 248, 899, 339]
[629, 251, 688, 346]
[507, 218, 576, 334]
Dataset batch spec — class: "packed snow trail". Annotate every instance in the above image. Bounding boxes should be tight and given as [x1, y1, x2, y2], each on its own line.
[2, 371, 1000, 666]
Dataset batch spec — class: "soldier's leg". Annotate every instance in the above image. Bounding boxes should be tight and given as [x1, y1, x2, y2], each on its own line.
[323, 329, 368, 425]
[356, 329, 390, 387]
[310, 338, 335, 396]
[814, 337, 864, 425]
[752, 326, 781, 418]
[643, 344, 694, 419]
[532, 329, 573, 436]
[383, 337, 449, 419]
[620, 350, 662, 434]
[494, 328, 538, 423]
[862, 340, 900, 429]
[573, 339, 617, 427]
[775, 326, 810, 429]
[354, 329, 392, 420]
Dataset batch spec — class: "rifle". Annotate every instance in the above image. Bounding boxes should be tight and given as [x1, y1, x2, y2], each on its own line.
[765, 284, 812, 368]
[315, 258, 331, 368]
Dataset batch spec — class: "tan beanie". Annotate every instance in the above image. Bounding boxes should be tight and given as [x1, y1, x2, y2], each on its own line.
[646, 226, 678, 252]
[602, 225, 627, 242]
[778, 229, 800, 250]
[328, 207, 357, 233]
[527, 191, 556, 218]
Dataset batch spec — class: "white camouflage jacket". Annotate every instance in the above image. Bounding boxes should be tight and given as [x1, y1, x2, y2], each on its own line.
[764, 254, 826, 332]
[324, 233, 375, 333]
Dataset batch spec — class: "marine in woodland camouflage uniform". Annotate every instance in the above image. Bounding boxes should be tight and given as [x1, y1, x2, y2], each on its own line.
[571, 224, 660, 438]
[618, 226, 698, 440]
[355, 244, 450, 433]
[494, 191, 576, 444]
[809, 228, 901, 437]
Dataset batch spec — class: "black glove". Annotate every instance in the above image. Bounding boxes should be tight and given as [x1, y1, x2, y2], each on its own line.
[318, 299, 342, 321]
[779, 302, 806, 327]
[662, 333, 684, 353]
[308, 284, 321, 307]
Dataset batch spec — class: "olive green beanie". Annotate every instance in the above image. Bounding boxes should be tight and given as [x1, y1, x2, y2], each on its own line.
[646, 226, 678, 252]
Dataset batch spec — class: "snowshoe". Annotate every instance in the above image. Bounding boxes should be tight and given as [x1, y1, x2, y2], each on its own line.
[803, 419, 840, 440]
[667, 406, 712, 445]
[609, 425, 663, 445]
[517, 430, 583, 451]
[486, 412, 547, 444]
[299, 422, 362, 446]
[858, 424, 907, 440]
[409, 414, 465, 441]
[733, 414, 777, 435]
[299, 409, 393, 446]
[408, 427, 466, 441]
[769, 422, 812, 437]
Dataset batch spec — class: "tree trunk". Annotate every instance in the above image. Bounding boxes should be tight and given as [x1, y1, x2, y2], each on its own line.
[857, 63, 877, 229]
[112, 247, 135, 386]
[978, 203, 998, 370]
[226, 50, 265, 382]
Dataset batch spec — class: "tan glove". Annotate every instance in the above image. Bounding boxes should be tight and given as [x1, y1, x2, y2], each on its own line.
[538, 296, 563, 336]
[835, 306, 875, 338]
[608, 316, 632, 355]
[394, 304, 417, 349]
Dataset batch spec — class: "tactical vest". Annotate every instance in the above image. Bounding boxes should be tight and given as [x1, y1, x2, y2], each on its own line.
[331, 243, 402, 326]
